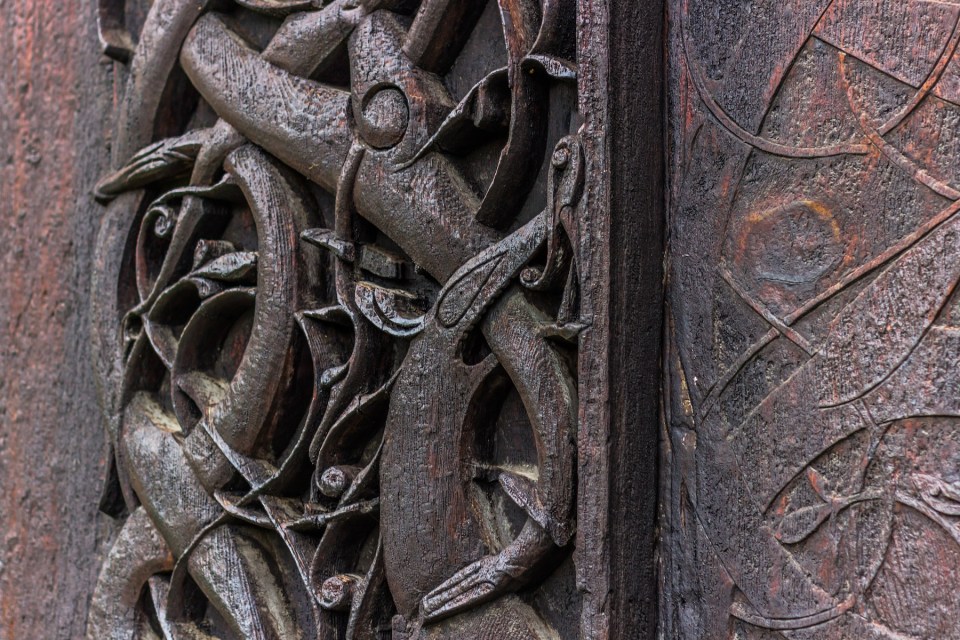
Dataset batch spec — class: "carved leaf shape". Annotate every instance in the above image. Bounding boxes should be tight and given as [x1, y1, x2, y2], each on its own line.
[437, 254, 503, 328]
[522, 54, 577, 80]
[301, 305, 353, 327]
[192, 239, 237, 270]
[354, 282, 425, 338]
[190, 251, 258, 283]
[436, 213, 548, 330]
[320, 363, 349, 389]
[346, 538, 390, 640]
[259, 496, 320, 586]
[340, 443, 382, 504]
[405, 69, 510, 165]
[213, 490, 273, 527]
[916, 474, 960, 517]
[286, 499, 380, 532]
[773, 503, 833, 545]
[806, 466, 838, 502]
[316, 375, 397, 467]
[301, 228, 356, 262]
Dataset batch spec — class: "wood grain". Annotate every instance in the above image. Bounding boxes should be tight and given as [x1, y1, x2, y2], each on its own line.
[0, 1, 117, 637]
[663, 1, 960, 638]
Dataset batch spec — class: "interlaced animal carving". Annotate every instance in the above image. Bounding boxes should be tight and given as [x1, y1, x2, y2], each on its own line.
[88, 1, 582, 638]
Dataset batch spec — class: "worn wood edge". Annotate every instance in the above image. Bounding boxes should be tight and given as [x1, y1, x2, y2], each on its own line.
[577, 0, 666, 638]
[576, 0, 613, 637]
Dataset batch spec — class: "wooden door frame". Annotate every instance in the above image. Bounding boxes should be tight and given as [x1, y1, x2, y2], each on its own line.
[578, 1, 665, 638]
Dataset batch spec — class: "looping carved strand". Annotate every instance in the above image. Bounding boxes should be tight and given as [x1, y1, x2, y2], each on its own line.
[90, 1, 583, 638]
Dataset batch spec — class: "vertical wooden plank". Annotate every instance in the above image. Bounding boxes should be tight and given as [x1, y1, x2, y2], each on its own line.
[0, 2, 117, 637]
[576, 1, 613, 636]
[578, 0, 664, 637]
[607, 1, 665, 637]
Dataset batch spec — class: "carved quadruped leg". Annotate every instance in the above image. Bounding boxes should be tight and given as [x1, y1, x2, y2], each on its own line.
[382, 214, 577, 634]
[86, 508, 173, 640]
[480, 287, 577, 548]
[120, 393, 315, 638]
[90, 1, 581, 636]
[187, 525, 317, 640]
[120, 392, 223, 555]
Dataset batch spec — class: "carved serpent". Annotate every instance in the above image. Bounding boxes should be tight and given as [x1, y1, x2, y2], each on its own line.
[90, 1, 581, 638]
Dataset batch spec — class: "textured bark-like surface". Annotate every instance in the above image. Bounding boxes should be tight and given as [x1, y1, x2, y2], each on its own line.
[0, 2, 118, 637]
[664, 1, 960, 638]
[84, 1, 627, 638]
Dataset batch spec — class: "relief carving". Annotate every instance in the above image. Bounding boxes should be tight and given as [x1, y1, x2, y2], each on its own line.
[666, 1, 960, 638]
[88, 2, 582, 637]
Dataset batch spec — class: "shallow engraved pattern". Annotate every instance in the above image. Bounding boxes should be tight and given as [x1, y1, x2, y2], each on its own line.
[666, 1, 960, 638]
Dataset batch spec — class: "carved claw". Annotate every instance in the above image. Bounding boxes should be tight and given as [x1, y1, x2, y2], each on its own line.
[420, 518, 555, 623]
[95, 130, 210, 201]
[420, 554, 521, 622]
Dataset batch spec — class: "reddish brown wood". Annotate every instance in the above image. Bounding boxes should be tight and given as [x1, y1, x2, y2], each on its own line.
[7, 1, 960, 638]
[663, 2, 960, 638]
[0, 1, 118, 637]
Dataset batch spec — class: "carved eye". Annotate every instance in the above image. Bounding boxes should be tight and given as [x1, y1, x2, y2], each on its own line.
[739, 200, 844, 287]
[357, 85, 410, 149]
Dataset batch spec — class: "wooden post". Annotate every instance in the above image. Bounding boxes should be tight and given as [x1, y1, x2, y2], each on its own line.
[578, 0, 665, 638]
[0, 2, 117, 636]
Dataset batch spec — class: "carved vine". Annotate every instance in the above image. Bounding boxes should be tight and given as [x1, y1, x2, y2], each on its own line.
[669, 2, 960, 638]
[88, 2, 582, 638]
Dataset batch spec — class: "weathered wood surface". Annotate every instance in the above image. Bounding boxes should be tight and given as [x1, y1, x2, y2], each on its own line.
[577, 0, 664, 638]
[0, 1, 663, 638]
[81, 1, 625, 638]
[664, 1, 960, 638]
[0, 1, 118, 637]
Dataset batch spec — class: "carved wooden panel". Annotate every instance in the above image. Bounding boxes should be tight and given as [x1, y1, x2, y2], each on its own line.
[87, 1, 591, 638]
[664, 1, 960, 638]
